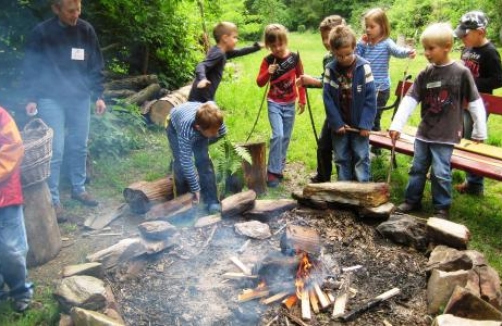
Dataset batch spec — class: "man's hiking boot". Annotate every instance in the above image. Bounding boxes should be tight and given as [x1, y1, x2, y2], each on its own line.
[71, 191, 99, 207]
[396, 201, 422, 214]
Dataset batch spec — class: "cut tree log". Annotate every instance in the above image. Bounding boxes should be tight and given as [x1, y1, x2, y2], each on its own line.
[142, 85, 192, 126]
[221, 190, 256, 218]
[280, 225, 321, 256]
[124, 83, 161, 105]
[303, 182, 390, 207]
[104, 74, 159, 91]
[145, 193, 194, 220]
[427, 217, 471, 249]
[243, 199, 297, 222]
[241, 142, 267, 195]
[123, 176, 174, 214]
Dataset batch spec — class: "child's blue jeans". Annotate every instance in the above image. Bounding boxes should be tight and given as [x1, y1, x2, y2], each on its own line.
[0, 205, 33, 301]
[404, 139, 454, 210]
[462, 111, 484, 192]
[267, 101, 296, 175]
[332, 132, 370, 182]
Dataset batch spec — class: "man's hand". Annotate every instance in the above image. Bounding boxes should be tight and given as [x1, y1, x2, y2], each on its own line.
[192, 191, 201, 204]
[389, 130, 401, 144]
[197, 79, 211, 89]
[334, 126, 346, 135]
[359, 129, 370, 137]
[297, 103, 305, 114]
[95, 99, 106, 115]
[268, 64, 279, 74]
[408, 49, 417, 59]
[25, 102, 37, 116]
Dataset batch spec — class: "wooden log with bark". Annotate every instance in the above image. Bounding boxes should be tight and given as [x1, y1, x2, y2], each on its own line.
[123, 176, 174, 214]
[145, 193, 194, 220]
[104, 74, 159, 91]
[303, 182, 390, 207]
[124, 83, 161, 105]
[243, 199, 297, 222]
[241, 142, 267, 195]
[142, 85, 192, 126]
[221, 190, 256, 218]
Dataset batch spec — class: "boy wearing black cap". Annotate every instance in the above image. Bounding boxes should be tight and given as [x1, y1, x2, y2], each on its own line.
[454, 11, 502, 196]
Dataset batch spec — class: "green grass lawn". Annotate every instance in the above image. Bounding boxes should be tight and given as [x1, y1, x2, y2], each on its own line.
[217, 32, 502, 272]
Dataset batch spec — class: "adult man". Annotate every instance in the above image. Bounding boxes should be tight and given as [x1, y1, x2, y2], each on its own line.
[0, 107, 33, 312]
[23, 0, 106, 217]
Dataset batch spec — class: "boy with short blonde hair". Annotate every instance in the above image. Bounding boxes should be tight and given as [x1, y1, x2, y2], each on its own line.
[167, 102, 226, 214]
[454, 11, 502, 196]
[188, 22, 262, 103]
[390, 22, 487, 219]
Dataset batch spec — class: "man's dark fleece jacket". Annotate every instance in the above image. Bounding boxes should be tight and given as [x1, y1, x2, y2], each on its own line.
[23, 16, 104, 102]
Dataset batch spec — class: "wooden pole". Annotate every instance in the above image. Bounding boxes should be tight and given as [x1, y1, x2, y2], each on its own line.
[242, 142, 267, 195]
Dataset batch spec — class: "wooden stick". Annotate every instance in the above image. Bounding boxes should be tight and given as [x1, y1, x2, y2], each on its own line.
[332, 292, 348, 318]
[342, 265, 363, 273]
[282, 310, 310, 326]
[301, 290, 311, 320]
[314, 283, 330, 309]
[236, 239, 250, 254]
[326, 290, 335, 303]
[264, 315, 279, 326]
[230, 256, 252, 275]
[237, 288, 269, 302]
[261, 291, 290, 305]
[309, 289, 319, 313]
[339, 288, 401, 322]
[221, 272, 257, 280]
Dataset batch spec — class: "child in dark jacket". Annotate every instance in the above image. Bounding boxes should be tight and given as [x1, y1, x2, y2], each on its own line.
[323, 25, 377, 182]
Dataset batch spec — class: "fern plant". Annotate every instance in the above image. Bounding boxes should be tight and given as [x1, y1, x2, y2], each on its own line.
[211, 138, 252, 198]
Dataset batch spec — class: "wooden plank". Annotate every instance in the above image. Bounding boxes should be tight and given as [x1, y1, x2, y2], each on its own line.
[221, 272, 258, 280]
[332, 292, 348, 318]
[301, 290, 311, 320]
[238, 289, 269, 302]
[229, 256, 252, 276]
[309, 289, 320, 313]
[261, 291, 290, 305]
[481, 92, 502, 115]
[314, 283, 330, 309]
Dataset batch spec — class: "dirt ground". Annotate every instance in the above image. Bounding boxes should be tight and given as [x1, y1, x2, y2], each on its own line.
[28, 166, 431, 326]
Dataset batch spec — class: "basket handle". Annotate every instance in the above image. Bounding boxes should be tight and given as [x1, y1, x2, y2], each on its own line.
[23, 118, 50, 132]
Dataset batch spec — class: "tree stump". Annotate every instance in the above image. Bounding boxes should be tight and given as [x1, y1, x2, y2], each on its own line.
[242, 142, 267, 195]
[123, 176, 174, 214]
[23, 181, 62, 267]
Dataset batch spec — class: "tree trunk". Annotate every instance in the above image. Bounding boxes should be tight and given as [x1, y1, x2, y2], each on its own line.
[23, 181, 62, 267]
[123, 176, 174, 214]
[221, 190, 257, 218]
[124, 83, 161, 105]
[241, 142, 267, 195]
[143, 85, 191, 126]
[104, 74, 159, 91]
[302, 182, 390, 207]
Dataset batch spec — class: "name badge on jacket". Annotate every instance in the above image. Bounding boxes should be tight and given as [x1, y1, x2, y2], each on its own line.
[71, 48, 85, 61]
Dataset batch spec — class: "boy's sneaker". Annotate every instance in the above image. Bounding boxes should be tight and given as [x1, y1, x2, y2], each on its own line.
[71, 191, 99, 207]
[454, 182, 483, 196]
[207, 203, 221, 214]
[12, 298, 31, 313]
[267, 172, 281, 188]
[396, 201, 422, 214]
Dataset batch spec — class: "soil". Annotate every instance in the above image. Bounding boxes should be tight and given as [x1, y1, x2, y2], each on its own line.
[28, 166, 432, 326]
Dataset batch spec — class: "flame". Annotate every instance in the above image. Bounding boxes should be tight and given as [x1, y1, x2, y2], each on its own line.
[295, 251, 313, 298]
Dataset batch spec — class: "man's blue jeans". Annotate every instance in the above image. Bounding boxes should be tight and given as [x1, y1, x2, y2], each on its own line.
[332, 132, 370, 182]
[167, 123, 218, 205]
[0, 205, 32, 301]
[267, 101, 296, 175]
[404, 139, 454, 210]
[38, 98, 91, 205]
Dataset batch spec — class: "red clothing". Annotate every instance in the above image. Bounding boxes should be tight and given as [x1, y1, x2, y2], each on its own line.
[256, 52, 306, 105]
[0, 107, 24, 207]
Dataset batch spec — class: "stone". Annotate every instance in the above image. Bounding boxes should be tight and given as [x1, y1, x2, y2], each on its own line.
[243, 199, 297, 222]
[234, 220, 271, 239]
[427, 217, 470, 249]
[137, 220, 177, 241]
[59, 314, 74, 326]
[476, 265, 502, 310]
[71, 307, 125, 326]
[427, 269, 469, 314]
[426, 245, 473, 272]
[358, 202, 395, 219]
[62, 263, 103, 278]
[444, 286, 502, 321]
[54, 276, 107, 313]
[376, 214, 427, 251]
[432, 314, 502, 326]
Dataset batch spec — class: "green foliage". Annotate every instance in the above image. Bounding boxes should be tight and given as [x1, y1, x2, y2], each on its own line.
[297, 25, 306, 33]
[88, 104, 147, 159]
[210, 138, 251, 197]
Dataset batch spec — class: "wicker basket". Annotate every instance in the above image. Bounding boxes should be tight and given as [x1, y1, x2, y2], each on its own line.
[20, 118, 53, 188]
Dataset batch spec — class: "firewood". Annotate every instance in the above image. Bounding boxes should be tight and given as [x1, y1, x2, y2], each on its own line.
[338, 287, 401, 322]
[261, 291, 290, 305]
[221, 190, 256, 218]
[237, 289, 269, 302]
[303, 181, 390, 207]
[342, 265, 363, 273]
[236, 239, 250, 254]
[332, 292, 348, 318]
[221, 273, 257, 280]
[301, 290, 311, 320]
[241, 142, 267, 195]
[326, 291, 335, 303]
[230, 256, 252, 276]
[123, 176, 174, 214]
[146, 193, 193, 220]
[282, 310, 310, 326]
[314, 283, 330, 309]
[309, 289, 319, 313]
[282, 295, 298, 310]
[124, 83, 161, 105]
[264, 315, 279, 326]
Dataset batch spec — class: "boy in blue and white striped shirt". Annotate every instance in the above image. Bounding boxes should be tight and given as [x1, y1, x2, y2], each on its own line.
[167, 102, 226, 214]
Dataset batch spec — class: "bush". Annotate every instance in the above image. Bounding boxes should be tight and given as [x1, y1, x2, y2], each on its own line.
[297, 25, 306, 33]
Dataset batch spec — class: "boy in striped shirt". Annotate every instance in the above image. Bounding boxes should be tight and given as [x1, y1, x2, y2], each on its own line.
[167, 102, 226, 214]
